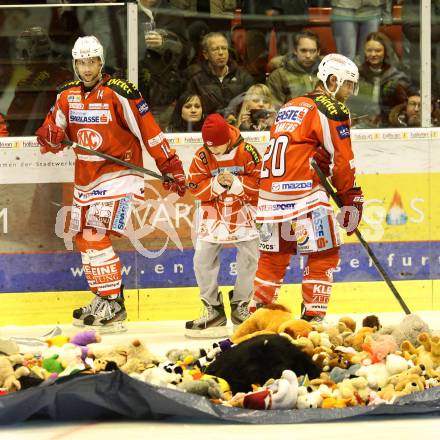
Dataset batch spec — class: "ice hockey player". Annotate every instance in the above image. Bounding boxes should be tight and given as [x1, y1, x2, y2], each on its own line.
[35, 36, 186, 332]
[185, 113, 261, 338]
[250, 53, 364, 323]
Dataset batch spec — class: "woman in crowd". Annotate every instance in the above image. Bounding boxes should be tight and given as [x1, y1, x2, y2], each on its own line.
[167, 92, 205, 132]
[349, 31, 409, 128]
[235, 84, 276, 132]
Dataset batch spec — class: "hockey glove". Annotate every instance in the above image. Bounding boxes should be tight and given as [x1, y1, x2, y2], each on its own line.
[35, 124, 66, 154]
[313, 147, 331, 177]
[158, 155, 186, 197]
[336, 187, 364, 235]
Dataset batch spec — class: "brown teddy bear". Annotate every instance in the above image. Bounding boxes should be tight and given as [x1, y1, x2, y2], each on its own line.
[401, 332, 440, 370]
[0, 354, 30, 392]
[120, 339, 159, 374]
[231, 304, 312, 344]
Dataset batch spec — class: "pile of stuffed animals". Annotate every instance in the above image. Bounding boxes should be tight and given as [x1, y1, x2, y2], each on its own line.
[1, 304, 440, 411]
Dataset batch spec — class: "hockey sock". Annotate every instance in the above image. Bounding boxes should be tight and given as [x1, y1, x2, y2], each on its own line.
[252, 251, 291, 304]
[87, 246, 122, 298]
[80, 252, 98, 294]
[301, 248, 339, 317]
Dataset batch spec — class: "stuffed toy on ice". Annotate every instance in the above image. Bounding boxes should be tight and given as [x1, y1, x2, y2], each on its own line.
[205, 333, 321, 394]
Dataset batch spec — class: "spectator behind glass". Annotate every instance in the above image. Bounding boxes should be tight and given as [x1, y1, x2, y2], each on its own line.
[330, 0, 392, 63]
[0, 114, 8, 137]
[266, 30, 321, 109]
[5, 26, 72, 136]
[401, 0, 440, 97]
[388, 85, 440, 128]
[167, 92, 205, 132]
[348, 31, 409, 128]
[186, 32, 255, 118]
[138, 0, 189, 127]
[236, 84, 276, 131]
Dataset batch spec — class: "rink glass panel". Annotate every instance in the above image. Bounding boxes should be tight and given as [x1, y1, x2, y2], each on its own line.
[0, 2, 438, 321]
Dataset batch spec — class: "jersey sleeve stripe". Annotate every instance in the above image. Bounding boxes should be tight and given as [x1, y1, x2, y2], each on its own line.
[114, 94, 145, 148]
[318, 110, 335, 175]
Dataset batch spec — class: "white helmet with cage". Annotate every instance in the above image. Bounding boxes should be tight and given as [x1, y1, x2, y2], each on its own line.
[71, 36, 105, 78]
[317, 53, 359, 97]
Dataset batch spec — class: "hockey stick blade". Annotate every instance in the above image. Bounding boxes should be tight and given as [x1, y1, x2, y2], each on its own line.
[311, 158, 411, 315]
[62, 140, 171, 182]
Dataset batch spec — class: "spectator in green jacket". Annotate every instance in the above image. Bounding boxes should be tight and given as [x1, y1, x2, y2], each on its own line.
[266, 30, 321, 109]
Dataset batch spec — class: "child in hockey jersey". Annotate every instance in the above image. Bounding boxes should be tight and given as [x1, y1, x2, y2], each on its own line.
[185, 113, 261, 338]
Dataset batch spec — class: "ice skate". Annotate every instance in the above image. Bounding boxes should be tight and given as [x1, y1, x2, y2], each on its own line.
[229, 290, 251, 329]
[72, 294, 104, 327]
[185, 298, 229, 338]
[300, 303, 325, 324]
[82, 296, 127, 334]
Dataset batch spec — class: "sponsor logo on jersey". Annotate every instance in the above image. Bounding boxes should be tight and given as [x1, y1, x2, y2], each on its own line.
[112, 196, 131, 231]
[212, 166, 243, 176]
[259, 202, 296, 212]
[271, 180, 312, 192]
[336, 124, 350, 139]
[315, 95, 349, 117]
[68, 94, 81, 102]
[69, 103, 84, 109]
[244, 143, 260, 164]
[77, 128, 103, 149]
[78, 189, 108, 200]
[259, 242, 275, 251]
[136, 99, 149, 116]
[69, 109, 112, 124]
[295, 224, 310, 247]
[88, 103, 109, 110]
[148, 133, 165, 147]
[275, 106, 307, 124]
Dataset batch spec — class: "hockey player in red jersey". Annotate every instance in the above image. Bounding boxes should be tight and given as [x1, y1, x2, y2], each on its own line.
[250, 53, 364, 323]
[35, 36, 186, 332]
[186, 113, 261, 337]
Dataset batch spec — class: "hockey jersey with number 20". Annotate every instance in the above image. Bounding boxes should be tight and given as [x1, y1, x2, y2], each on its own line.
[257, 92, 357, 223]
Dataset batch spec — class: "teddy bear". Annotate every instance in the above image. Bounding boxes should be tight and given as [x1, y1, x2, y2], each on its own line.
[120, 339, 159, 374]
[88, 343, 128, 368]
[243, 370, 299, 410]
[131, 365, 181, 389]
[344, 326, 376, 351]
[334, 376, 371, 405]
[177, 372, 226, 400]
[377, 314, 430, 346]
[0, 354, 30, 392]
[230, 304, 295, 344]
[296, 386, 324, 409]
[205, 333, 321, 394]
[361, 334, 398, 363]
[401, 332, 440, 370]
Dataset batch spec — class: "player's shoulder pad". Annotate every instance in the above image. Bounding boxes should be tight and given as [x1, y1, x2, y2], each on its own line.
[312, 94, 350, 121]
[106, 78, 141, 99]
[57, 80, 81, 94]
[244, 142, 260, 164]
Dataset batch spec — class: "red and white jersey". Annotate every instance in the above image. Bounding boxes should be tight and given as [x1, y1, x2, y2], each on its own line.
[42, 74, 173, 206]
[188, 124, 261, 243]
[257, 92, 357, 223]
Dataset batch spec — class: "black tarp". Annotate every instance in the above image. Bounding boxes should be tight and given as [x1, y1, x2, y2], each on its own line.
[1, 371, 440, 425]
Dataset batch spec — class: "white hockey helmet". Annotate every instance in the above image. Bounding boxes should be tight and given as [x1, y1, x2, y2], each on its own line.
[317, 53, 359, 97]
[72, 36, 104, 77]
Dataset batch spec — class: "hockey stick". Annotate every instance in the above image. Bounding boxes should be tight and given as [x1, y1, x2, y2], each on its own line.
[311, 159, 411, 315]
[62, 139, 171, 182]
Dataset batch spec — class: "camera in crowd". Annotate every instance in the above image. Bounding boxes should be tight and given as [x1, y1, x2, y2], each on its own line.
[250, 109, 271, 123]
